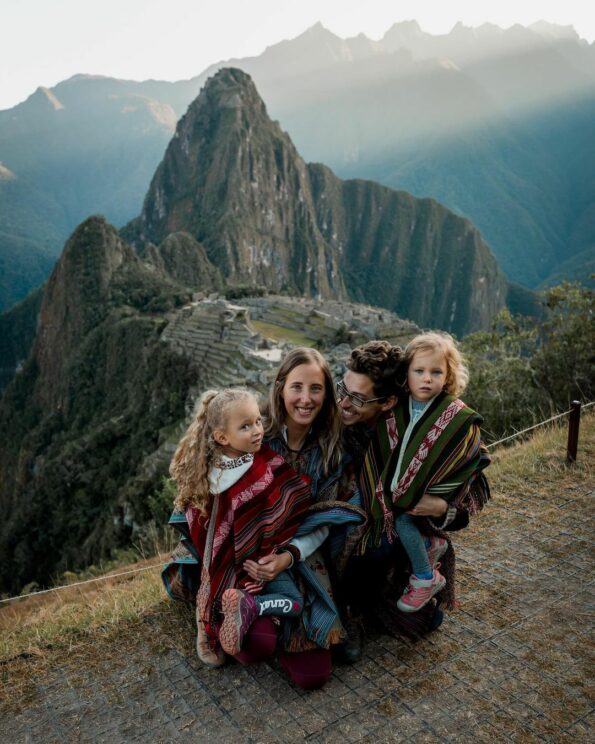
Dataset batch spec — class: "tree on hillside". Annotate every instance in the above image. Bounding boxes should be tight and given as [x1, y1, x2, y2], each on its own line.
[461, 281, 594, 441]
[532, 281, 595, 409]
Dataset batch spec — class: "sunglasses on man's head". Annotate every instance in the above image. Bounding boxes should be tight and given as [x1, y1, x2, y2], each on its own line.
[335, 380, 386, 408]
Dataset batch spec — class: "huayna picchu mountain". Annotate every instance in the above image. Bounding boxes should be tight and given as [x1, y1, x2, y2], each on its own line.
[124, 68, 517, 335]
[123, 68, 347, 302]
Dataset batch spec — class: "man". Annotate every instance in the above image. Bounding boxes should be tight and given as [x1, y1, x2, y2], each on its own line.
[338, 340, 464, 527]
[335, 340, 470, 661]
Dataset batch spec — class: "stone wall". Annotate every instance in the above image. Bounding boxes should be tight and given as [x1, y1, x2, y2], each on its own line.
[160, 298, 286, 395]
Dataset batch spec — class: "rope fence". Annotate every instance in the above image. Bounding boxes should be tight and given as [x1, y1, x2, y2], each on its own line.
[485, 400, 594, 450]
[2, 400, 593, 608]
[0, 563, 162, 606]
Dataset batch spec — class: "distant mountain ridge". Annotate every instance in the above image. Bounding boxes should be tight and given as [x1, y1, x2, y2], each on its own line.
[0, 20, 593, 310]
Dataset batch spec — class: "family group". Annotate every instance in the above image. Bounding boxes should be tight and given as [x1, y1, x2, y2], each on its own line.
[162, 333, 491, 690]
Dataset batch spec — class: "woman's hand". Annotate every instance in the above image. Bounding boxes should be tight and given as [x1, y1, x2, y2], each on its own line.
[406, 494, 449, 518]
[243, 552, 292, 582]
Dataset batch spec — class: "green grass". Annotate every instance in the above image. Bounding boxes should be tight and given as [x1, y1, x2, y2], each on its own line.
[249, 319, 316, 347]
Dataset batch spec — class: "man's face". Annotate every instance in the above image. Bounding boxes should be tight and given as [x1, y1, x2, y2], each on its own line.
[338, 369, 394, 427]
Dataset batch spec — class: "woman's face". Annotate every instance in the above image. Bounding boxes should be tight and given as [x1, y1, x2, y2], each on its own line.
[281, 362, 326, 430]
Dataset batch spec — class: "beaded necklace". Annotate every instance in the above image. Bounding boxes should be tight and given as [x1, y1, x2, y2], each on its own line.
[214, 453, 254, 470]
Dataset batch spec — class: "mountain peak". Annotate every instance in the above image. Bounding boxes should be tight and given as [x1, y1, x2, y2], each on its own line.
[300, 22, 336, 39]
[383, 20, 423, 39]
[528, 21, 580, 41]
[198, 67, 264, 111]
[17, 86, 65, 114]
[126, 67, 346, 299]
[34, 216, 131, 408]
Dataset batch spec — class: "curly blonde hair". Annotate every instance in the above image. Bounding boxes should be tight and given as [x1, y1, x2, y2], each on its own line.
[404, 332, 469, 396]
[171, 388, 255, 513]
[264, 347, 342, 474]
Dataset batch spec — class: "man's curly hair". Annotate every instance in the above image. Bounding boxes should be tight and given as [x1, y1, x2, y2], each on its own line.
[346, 340, 404, 398]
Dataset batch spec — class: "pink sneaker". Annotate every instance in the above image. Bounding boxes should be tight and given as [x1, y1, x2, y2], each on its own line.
[397, 569, 446, 613]
[427, 536, 448, 568]
[219, 589, 259, 655]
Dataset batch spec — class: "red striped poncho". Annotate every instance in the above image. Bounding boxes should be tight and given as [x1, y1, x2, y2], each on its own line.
[187, 444, 312, 637]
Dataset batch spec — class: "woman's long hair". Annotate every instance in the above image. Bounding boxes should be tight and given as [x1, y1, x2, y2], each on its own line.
[170, 388, 254, 513]
[265, 347, 342, 474]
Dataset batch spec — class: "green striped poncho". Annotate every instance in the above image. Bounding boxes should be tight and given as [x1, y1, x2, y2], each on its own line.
[359, 392, 490, 551]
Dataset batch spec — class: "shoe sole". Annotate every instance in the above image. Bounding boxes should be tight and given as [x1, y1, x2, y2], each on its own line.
[196, 647, 226, 668]
[219, 590, 244, 655]
[196, 609, 226, 667]
[397, 574, 447, 613]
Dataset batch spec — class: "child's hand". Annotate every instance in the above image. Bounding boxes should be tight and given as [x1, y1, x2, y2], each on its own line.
[244, 552, 292, 582]
[242, 580, 264, 595]
[407, 494, 449, 518]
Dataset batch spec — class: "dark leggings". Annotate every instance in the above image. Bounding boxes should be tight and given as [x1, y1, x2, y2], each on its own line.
[233, 617, 332, 690]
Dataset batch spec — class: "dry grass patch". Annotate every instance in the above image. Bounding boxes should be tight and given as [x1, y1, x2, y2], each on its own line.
[487, 408, 594, 501]
[0, 558, 195, 714]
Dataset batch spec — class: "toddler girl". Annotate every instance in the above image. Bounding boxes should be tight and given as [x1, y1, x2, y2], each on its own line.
[387, 332, 490, 612]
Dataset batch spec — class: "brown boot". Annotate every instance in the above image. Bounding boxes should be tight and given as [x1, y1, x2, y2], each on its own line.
[196, 607, 226, 668]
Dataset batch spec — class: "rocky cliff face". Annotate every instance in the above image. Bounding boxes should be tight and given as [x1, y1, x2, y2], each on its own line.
[125, 68, 345, 300]
[0, 216, 193, 593]
[308, 165, 508, 334]
[142, 232, 223, 292]
[126, 68, 508, 334]
[32, 217, 189, 412]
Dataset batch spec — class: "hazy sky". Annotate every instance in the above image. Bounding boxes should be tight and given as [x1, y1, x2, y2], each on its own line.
[1, 0, 592, 110]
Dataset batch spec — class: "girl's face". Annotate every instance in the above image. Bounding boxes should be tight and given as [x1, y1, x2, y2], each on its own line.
[281, 362, 326, 430]
[408, 349, 447, 402]
[213, 398, 264, 458]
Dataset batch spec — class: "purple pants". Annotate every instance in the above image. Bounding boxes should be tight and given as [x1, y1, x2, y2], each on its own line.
[232, 617, 332, 690]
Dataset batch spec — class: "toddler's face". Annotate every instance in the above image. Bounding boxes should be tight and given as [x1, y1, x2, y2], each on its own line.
[214, 399, 264, 458]
[408, 349, 447, 402]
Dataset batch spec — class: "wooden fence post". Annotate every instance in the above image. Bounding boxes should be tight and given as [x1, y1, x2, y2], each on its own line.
[566, 400, 582, 463]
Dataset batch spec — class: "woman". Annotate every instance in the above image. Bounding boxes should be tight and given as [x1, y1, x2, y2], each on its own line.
[241, 347, 364, 688]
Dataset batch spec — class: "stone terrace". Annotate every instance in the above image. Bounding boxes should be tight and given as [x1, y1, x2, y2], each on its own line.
[3, 446, 592, 742]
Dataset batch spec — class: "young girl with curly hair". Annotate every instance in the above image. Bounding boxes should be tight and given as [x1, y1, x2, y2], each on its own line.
[163, 388, 312, 667]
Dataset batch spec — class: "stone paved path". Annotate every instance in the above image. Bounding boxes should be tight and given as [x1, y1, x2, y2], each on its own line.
[3, 481, 593, 743]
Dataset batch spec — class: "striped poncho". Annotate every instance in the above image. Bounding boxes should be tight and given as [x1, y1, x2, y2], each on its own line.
[359, 392, 490, 552]
[162, 444, 312, 639]
[266, 435, 366, 650]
